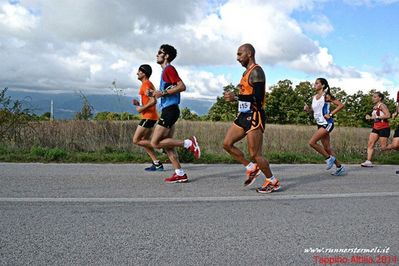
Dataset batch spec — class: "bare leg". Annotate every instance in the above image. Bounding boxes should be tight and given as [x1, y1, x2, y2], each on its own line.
[366, 133, 379, 161]
[165, 148, 181, 169]
[379, 137, 389, 151]
[321, 134, 341, 167]
[391, 137, 399, 151]
[309, 128, 330, 158]
[132, 126, 158, 162]
[151, 124, 184, 149]
[382, 131, 399, 150]
[223, 124, 249, 166]
[247, 128, 272, 178]
[151, 125, 181, 169]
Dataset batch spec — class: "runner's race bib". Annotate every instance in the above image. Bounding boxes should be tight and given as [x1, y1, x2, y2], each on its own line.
[238, 101, 251, 113]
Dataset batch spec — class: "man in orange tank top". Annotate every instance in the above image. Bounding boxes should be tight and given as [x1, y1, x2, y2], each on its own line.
[223, 43, 281, 194]
[132, 64, 163, 171]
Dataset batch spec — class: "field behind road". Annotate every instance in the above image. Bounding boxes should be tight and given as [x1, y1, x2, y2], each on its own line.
[4, 120, 374, 155]
[3, 120, 399, 164]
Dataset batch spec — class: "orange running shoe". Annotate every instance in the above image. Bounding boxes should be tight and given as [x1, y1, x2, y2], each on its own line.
[244, 164, 261, 187]
[256, 177, 281, 194]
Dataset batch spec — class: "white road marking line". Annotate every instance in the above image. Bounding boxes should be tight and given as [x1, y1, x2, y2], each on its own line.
[0, 191, 398, 203]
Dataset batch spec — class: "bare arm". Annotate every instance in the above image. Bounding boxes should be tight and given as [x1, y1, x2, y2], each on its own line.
[136, 94, 156, 113]
[378, 103, 391, 119]
[224, 90, 237, 102]
[167, 80, 186, 94]
[392, 104, 399, 118]
[304, 103, 312, 113]
[327, 97, 345, 117]
[154, 80, 186, 99]
[136, 89, 157, 113]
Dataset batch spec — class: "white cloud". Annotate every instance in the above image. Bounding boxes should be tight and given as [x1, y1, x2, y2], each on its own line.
[0, 2, 38, 32]
[178, 67, 230, 100]
[330, 71, 398, 97]
[111, 59, 129, 71]
[343, 0, 399, 6]
[0, 0, 397, 102]
[179, 0, 324, 66]
[286, 46, 361, 79]
[300, 15, 334, 37]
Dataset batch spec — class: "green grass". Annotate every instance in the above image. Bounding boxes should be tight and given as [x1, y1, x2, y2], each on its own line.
[0, 144, 398, 164]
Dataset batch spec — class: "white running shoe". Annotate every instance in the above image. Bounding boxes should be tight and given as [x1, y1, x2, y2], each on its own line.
[361, 160, 373, 167]
[331, 165, 346, 176]
[325, 156, 336, 170]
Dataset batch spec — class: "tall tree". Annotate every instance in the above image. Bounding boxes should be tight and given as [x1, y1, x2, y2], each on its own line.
[207, 84, 238, 121]
[74, 92, 93, 120]
[181, 107, 200, 121]
[265, 79, 297, 124]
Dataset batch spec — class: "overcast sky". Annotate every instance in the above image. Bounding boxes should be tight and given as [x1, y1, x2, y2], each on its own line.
[1, 0, 398, 100]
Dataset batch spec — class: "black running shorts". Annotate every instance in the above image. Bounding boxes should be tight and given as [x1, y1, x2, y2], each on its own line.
[139, 119, 157, 129]
[372, 127, 390, 138]
[158, 104, 180, 129]
[317, 123, 334, 133]
[394, 126, 399, 138]
[234, 109, 266, 134]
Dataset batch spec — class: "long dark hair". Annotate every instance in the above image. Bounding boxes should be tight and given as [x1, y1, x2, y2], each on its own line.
[374, 91, 385, 101]
[317, 78, 335, 100]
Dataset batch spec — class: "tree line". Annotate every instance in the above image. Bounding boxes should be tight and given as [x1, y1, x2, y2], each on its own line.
[2, 81, 398, 129]
[202, 80, 398, 128]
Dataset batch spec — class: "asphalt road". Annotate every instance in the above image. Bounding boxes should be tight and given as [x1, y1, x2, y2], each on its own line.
[0, 163, 398, 266]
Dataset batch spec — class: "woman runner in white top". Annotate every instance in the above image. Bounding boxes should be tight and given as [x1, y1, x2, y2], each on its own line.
[304, 78, 346, 176]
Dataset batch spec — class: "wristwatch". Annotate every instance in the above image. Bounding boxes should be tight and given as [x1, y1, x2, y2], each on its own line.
[162, 90, 169, 97]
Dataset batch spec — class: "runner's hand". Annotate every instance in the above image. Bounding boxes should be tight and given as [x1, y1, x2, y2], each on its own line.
[133, 99, 140, 106]
[154, 90, 163, 99]
[224, 91, 236, 102]
[146, 89, 154, 97]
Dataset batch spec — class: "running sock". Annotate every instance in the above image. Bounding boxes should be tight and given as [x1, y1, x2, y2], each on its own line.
[183, 139, 193, 149]
[153, 160, 160, 165]
[175, 168, 185, 176]
[268, 175, 276, 181]
[325, 156, 331, 160]
[245, 162, 255, 170]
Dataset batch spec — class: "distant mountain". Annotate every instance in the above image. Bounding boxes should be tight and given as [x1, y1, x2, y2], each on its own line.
[6, 90, 215, 120]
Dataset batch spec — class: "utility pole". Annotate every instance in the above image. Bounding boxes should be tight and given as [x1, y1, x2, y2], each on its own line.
[50, 99, 54, 121]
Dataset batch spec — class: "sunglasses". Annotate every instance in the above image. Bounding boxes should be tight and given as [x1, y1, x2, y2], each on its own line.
[157, 50, 165, 55]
